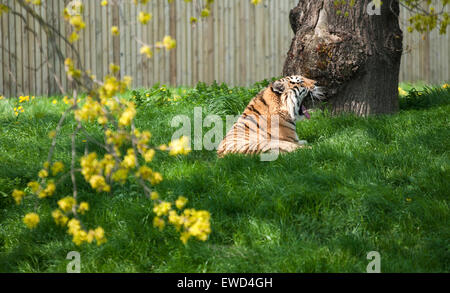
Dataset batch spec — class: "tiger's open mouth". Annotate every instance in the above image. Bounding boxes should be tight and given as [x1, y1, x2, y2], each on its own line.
[301, 86, 325, 120]
[301, 104, 311, 119]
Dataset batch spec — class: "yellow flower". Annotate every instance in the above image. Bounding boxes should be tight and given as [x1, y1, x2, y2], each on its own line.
[200, 8, 210, 18]
[123, 75, 133, 87]
[398, 87, 408, 96]
[112, 168, 128, 184]
[27, 181, 40, 193]
[168, 136, 191, 156]
[19, 95, 30, 103]
[251, 0, 262, 5]
[153, 217, 165, 231]
[23, 213, 40, 229]
[72, 229, 88, 246]
[168, 210, 183, 230]
[111, 26, 120, 36]
[51, 161, 65, 176]
[78, 202, 89, 215]
[109, 63, 120, 73]
[179, 209, 211, 243]
[89, 175, 110, 192]
[69, 15, 86, 31]
[67, 218, 81, 235]
[153, 201, 171, 217]
[136, 165, 153, 181]
[443, 83, 449, 89]
[175, 196, 188, 210]
[65, 58, 81, 79]
[162, 35, 176, 50]
[140, 45, 153, 58]
[41, 181, 56, 197]
[122, 148, 137, 169]
[75, 97, 102, 122]
[150, 172, 163, 185]
[38, 169, 48, 178]
[0, 4, 9, 16]
[48, 130, 56, 139]
[180, 231, 191, 244]
[144, 149, 155, 162]
[102, 76, 120, 97]
[66, 218, 99, 246]
[12, 189, 25, 205]
[150, 191, 159, 200]
[69, 32, 79, 43]
[134, 0, 151, 4]
[58, 196, 76, 213]
[52, 209, 69, 226]
[138, 11, 152, 24]
[98, 116, 108, 125]
[101, 0, 108, 6]
[94, 227, 106, 245]
[100, 154, 115, 177]
[118, 103, 137, 127]
[86, 230, 95, 243]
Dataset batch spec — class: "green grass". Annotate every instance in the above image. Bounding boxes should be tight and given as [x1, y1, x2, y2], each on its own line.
[0, 81, 449, 272]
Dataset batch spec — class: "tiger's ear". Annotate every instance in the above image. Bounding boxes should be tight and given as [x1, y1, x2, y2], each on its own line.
[271, 81, 285, 95]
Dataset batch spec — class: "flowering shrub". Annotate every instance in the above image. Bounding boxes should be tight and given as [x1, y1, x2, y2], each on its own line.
[398, 84, 450, 110]
[6, 0, 231, 247]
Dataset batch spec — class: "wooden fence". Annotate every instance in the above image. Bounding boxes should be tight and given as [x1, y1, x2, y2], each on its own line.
[0, 0, 448, 98]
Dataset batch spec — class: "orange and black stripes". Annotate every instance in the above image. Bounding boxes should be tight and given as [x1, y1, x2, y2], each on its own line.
[217, 75, 318, 157]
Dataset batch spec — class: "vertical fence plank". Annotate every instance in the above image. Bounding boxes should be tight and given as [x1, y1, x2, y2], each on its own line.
[198, 3, 204, 85]
[15, 0, 22, 96]
[11, 0, 16, 97]
[207, 5, 214, 85]
[20, 2, 28, 95]
[0, 4, 6, 97]
[152, 0, 158, 85]
[180, 1, 186, 86]
[235, 0, 241, 85]
[26, 5, 34, 96]
[186, 2, 192, 86]
[56, 0, 63, 95]
[150, 0, 157, 86]
[88, 0, 94, 81]
[215, 1, 220, 84]
[169, 0, 177, 86]
[95, 0, 103, 82]
[160, 2, 165, 85]
[42, 2, 48, 96]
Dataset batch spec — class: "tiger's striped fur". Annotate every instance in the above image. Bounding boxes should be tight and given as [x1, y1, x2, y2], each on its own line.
[217, 75, 324, 157]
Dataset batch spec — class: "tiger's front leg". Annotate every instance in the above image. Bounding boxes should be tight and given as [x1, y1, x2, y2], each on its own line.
[260, 140, 309, 154]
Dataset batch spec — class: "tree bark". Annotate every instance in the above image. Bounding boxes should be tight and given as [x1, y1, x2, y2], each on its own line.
[282, 0, 403, 116]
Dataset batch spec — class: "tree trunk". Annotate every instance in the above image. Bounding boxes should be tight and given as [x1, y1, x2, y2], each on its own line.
[282, 0, 403, 116]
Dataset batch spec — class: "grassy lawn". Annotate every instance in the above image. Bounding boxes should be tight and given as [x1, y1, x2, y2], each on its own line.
[0, 81, 449, 272]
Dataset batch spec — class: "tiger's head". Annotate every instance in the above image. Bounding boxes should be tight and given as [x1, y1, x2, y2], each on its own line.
[270, 75, 325, 121]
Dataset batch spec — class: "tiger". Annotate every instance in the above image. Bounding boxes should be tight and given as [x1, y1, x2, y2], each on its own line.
[217, 75, 324, 157]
